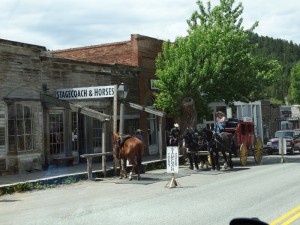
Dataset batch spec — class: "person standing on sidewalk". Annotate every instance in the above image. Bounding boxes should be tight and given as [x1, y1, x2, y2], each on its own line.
[169, 123, 181, 146]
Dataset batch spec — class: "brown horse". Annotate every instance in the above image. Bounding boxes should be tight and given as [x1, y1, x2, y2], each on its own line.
[112, 133, 144, 180]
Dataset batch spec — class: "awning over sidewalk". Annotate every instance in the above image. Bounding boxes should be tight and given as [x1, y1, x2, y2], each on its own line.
[41, 94, 111, 121]
[128, 102, 165, 117]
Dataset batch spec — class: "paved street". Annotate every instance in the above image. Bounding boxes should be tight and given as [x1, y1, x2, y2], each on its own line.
[0, 154, 299, 225]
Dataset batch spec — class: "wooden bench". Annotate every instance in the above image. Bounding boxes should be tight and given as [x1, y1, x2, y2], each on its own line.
[52, 157, 74, 167]
[80, 152, 114, 180]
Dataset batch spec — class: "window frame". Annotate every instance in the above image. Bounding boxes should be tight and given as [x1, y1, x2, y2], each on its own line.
[7, 103, 35, 152]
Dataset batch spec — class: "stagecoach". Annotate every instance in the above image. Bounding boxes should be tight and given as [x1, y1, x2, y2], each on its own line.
[222, 118, 263, 166]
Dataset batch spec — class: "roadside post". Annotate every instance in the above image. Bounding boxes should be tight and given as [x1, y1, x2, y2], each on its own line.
[279, 138, 287, 163]
[165, 146, 181, 188]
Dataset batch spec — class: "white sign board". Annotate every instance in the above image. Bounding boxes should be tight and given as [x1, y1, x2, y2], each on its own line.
[166, 146, 179, 173]
[56, 85, 115, 100]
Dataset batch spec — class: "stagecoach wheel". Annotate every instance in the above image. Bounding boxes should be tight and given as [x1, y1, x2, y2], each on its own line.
[254, 137, 263, 165]
[240, 143, 248, 166]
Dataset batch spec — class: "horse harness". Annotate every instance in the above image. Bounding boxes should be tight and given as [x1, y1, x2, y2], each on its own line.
[212, 132, 234, 153]
[199, 130, 233, 153]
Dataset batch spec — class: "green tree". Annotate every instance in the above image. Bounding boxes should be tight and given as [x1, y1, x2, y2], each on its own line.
[155, 0, 281, 126]
[249, 34, 300, 103]
[290, 62, 300, 104]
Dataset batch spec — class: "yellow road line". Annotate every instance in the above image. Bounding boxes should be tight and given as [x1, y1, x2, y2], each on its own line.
[282, 213, 300, 225]
[270, 205, 300, 225]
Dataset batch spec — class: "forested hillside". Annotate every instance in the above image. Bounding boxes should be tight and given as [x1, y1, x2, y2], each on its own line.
[250, 33, 300, 104]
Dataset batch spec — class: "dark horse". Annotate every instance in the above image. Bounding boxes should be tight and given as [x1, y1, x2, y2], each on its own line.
[198, 128, 236, 170]
[112, 133, 144, 180]
[183, 129, 210, 170]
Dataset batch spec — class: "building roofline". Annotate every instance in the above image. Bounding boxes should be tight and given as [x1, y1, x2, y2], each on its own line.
[0, 38, 46, 51]
[51, 40, 130, 53]
[131, 34, 164, 42]
[51, 34, 165, 53]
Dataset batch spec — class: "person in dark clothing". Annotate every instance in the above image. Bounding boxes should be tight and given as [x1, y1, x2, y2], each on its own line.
[169, 123, 181, 146]
[134, 129, 144, 143]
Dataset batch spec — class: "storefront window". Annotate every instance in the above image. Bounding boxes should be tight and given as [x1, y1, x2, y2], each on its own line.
[0, 127, 4, 146]
[8, 103, 34, 152]
[93, 118, 102, 151]
[0, 104, 6, 151]
[49, 112, 64, 155]
[71, 112, 78, 152]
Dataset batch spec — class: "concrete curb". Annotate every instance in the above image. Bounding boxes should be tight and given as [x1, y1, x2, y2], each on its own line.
[0, 159, 168, 196]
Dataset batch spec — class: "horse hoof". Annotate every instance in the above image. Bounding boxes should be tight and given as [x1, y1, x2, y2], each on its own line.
[129, 177, 132, 181]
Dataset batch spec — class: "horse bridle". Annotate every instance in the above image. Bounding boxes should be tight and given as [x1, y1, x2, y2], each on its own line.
[199, 130, 213, 146]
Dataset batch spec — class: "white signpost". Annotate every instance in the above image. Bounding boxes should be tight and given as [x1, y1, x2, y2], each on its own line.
[165, 146, 180, 188]
[278, 138, 287, 163]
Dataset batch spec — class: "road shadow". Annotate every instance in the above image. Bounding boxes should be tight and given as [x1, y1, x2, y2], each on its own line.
[100, 154, 300, 185]
[218, 154, 300, 167]
[181, 165, 250, 175]
[108, 173, 171, 185]
[0, 199, 21, 202]
[259, 155, 300, 165]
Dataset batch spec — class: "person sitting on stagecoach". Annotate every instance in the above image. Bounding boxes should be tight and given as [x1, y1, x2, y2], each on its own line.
[169, 123, 181, 146]
[215, 111, 226, 134]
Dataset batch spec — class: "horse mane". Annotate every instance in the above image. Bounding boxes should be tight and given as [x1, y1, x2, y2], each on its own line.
[112, 132, 135, 148]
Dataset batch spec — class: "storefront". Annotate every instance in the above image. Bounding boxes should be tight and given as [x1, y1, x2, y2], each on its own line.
[0, 39, 141, 174]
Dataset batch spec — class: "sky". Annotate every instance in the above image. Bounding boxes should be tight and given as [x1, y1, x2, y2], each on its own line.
[1, 0, 300, 50]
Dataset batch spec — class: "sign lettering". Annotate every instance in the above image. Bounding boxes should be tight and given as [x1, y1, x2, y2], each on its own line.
[166, 146, 178, 173]
[56, 85, 115, 100]
[150, 79, 159, 90]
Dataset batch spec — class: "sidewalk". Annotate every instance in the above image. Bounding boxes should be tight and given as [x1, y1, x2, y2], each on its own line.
[0, 155, 166, 188]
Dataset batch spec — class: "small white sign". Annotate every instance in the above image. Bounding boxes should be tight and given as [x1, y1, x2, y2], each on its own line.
[150, 79, 159, 90]
[166, 146, 179, 173]
[243, 117, 253, 122]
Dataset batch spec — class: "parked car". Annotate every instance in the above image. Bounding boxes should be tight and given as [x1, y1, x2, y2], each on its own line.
[266, 130, 300, 155]
[293, 129, 300, 151]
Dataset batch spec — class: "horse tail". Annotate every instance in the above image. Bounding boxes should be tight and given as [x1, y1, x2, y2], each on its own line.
[231, 134, 237, 157]
[136, 141, 144, 167]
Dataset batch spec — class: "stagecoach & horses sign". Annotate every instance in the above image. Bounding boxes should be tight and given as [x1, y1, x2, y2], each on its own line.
[56, 85, 115, 100]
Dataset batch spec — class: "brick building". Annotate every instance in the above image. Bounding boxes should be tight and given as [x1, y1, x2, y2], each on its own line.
[53, 34, 166, 155]
[0, 38, 142, 174]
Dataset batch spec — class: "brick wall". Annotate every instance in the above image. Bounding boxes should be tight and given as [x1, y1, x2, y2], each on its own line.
[53, 41, 134, 66]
